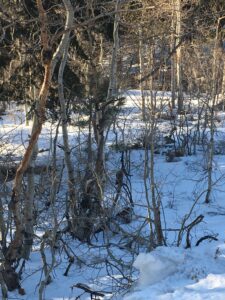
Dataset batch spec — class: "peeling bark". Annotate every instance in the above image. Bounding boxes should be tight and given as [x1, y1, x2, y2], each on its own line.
[6, 0, 74, 267]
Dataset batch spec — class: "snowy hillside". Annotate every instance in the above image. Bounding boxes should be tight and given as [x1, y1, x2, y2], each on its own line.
[0, 91, 225, 299]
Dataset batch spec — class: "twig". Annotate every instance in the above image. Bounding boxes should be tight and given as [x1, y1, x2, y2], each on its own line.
[195, 234, 218, 247]
[185, 215, 204, 248]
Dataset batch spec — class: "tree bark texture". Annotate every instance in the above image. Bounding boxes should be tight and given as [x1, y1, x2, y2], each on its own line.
[205, 17, 224, 203]
[58, 0, 76, 231]
[5, 0, 74, 265]
[175, 0, 183, 113]
[107, 0, 120, 99]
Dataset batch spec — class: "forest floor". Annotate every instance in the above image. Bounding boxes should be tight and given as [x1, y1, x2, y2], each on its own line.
[1, 91, 225, 299]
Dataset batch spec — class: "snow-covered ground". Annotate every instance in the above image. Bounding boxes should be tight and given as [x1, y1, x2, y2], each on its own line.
[125, 244, 225, 300]
[1, 91, 225, 299]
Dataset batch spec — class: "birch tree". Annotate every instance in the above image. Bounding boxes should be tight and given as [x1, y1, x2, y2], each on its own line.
[205, 16, 224, 203]
[175, 0, 183, 113]
[76, 0, 122, 241]
[57, 0, 76, 235]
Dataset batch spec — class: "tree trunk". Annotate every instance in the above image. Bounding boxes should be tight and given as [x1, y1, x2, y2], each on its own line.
[171, 0, 176, 109]
[5, 0, 74, 267]
[205, 17, 223, 203]
[212, 16, 224, 103]
[150, 94, 164, 245]
[107, 0, 120, 99]
[94, 0, 120, 181]
[175, 0, 183, 113]
[6, 59, 52, 264]
[77, 0, 121, 241]
[221, 59, 225, 105]
[139, 25, 146, 120]
[57, 0, 75, 232]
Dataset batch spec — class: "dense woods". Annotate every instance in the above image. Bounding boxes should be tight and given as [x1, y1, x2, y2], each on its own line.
[0, 0, 225, 299]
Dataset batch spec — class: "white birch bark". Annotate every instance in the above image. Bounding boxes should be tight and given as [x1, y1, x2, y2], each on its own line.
[139, 25, 146, 120]
[107, 0, 120, 99]
[205, 17, 224, 203]
[57, 0, 76, 229]
[175, 0, 183, 112]
[95, 0, 120, 178]
[171, 0, 176, 109]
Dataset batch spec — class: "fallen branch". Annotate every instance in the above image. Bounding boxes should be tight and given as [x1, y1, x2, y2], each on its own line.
[71, 283, 108, 300]
[195, 235, 218, 247]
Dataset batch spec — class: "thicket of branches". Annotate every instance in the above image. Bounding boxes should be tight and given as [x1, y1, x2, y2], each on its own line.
[0, 0, 225, 298]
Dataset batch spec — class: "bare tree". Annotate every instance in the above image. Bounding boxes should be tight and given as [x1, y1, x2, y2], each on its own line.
[175, 0, 183, 113]
[205, 16, 224, 203]
[4, 0, 75, 277]
[57, 0, 76, 234]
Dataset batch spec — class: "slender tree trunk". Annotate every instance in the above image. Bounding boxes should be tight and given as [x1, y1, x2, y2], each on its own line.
[139, 25, 146, 120]
[0, 249, 8, 299]
[205, 17, 223, 203]
[171, 0, 176, 109]
[22, 150, 36, 259]
[150, 94, 164, 245]
[0, 197, 6, 253]
[95, 0, 120, 180]
[221, 19, 225, 105]
[76, 0, 121, 240]
[99, 33, 104, 69]
[143, 143, 154, 249]
[213, 16, 224, 104]
[107, 0, 120, 99]
[6, 57, 52, 264]
[222, 60, 225, 106]
[143, 40, 164, 245]
[57, 0, 75, 231]
[175, 0, 183, 113]
[87, 103, 93, 169]
[5, 0, 74, 267]
[205, 108, 214, 204]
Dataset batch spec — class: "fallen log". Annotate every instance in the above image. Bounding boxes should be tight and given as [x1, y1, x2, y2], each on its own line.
[71, 283, 106, 300]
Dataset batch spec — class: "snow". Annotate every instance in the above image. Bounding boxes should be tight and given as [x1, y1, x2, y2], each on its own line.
[125, 245, 225, 300]
[1, 92, 225, 299]
[133, 248, 185, 286]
